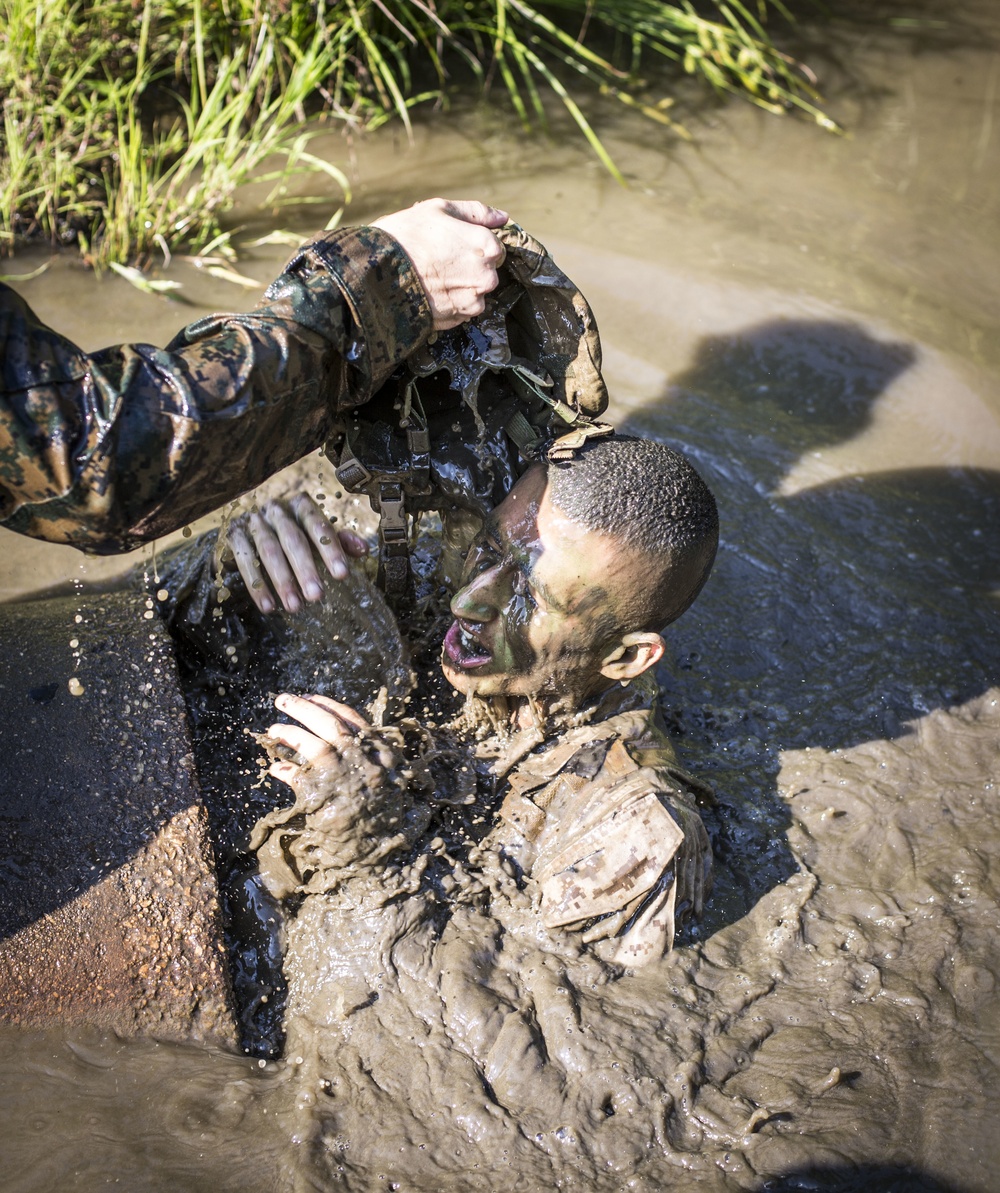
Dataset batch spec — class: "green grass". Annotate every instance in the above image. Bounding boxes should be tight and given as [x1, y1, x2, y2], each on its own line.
[0, 0, 833, 270]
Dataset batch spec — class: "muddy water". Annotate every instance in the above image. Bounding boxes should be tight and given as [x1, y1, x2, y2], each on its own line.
[2, 3, 1000, 1190]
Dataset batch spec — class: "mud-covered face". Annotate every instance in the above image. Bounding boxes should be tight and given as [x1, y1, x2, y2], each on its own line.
[441, 466, 643, 700]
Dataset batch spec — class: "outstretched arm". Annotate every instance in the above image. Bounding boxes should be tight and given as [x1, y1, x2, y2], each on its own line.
[0, 198, 507, 552]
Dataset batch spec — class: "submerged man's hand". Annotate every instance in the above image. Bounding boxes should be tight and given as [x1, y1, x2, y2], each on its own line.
[265, 692, 371, 787]
[257, 694, 415, 882]
[373, 198, 508, 330]
[265, 692, 403, 804]
[228, 495, 368, 615]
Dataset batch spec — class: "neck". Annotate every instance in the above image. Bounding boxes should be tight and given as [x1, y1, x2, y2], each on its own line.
[494, 679, 613, 734]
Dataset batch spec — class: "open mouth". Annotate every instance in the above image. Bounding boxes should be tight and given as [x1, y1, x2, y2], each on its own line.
[442, 619, 492, 669]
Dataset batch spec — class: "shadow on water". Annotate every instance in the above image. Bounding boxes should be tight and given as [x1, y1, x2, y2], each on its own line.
[634, 319, 1000, 936]
[761, 1163, 966, 1193]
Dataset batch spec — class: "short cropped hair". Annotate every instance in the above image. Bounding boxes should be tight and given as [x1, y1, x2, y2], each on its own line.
[546, 435, 718, 630]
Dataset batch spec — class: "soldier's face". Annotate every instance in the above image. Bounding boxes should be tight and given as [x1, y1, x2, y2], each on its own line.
[442, 465, 639, 700]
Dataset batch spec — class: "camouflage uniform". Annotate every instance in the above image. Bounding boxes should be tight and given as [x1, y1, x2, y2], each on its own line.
[0, 227, 430, 552]
[252, 665, 712, 969]
[484, 674, 712, 966]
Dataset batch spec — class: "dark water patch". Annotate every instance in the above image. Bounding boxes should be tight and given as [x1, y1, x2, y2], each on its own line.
[763, 1164, 966, 1192]
[0, 592, 199, 936]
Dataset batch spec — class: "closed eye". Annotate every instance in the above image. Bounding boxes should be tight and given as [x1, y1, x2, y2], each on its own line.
[465, 539, 499, 579]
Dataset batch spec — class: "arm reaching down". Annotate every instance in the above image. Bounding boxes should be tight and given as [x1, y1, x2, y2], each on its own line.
[0, 198, 507, 551]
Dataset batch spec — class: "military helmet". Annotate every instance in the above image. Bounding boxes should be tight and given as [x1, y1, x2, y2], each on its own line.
[329, 223, 613, 595]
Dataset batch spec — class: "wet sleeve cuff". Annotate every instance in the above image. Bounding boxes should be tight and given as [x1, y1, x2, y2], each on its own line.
[295, 225, 433, 392]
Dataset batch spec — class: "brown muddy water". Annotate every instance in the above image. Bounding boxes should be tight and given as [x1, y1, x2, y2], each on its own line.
[2, 3, 1000, 1190]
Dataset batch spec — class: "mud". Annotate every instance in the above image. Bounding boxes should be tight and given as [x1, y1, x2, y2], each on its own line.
[242, 556, 998, 1192]
[152, 508, 411, 1054]
[1, 2, 999, 1189]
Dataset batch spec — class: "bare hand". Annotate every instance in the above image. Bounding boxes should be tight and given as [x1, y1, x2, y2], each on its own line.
[228, 495, 368, 614]
[264, 692, 400, 804]
[259, 694, 411, 880]
[265, 692, 370, 785]
[373, 197, 508, 331]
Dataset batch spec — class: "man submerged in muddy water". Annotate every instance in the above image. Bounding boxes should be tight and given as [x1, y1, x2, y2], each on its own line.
[249, 434, 718, 967]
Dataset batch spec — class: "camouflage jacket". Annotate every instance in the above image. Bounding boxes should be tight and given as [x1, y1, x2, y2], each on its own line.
[484, 675, 713, 967]
[0, 227, 431, 553]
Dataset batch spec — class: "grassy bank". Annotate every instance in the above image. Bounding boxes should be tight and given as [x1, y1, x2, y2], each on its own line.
[0, 0, 832, 270]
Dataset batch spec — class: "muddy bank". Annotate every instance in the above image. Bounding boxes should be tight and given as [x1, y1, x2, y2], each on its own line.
[0, 591, 234, 1045]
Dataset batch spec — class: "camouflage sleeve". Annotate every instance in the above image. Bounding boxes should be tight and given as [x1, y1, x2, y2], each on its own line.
[0, 225, 432, 553]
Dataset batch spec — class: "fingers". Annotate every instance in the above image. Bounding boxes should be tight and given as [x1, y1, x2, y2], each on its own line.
[438, 198, 509, 228]
[249, 508, 307, 613]
[337, 530, 369, 558]
[230, 522, 276, 614]
[301, 693, 372, 733]
[266, 721, 335, 763]
[480, 237, 506, 268]
[268, 758, 301, 788]
[274, 692, 368, 743]
[227, 496, 366, 614]
[371, 197, 508, 331]
[433, 286, 490, 331]
[264, 501, 325, 602]
[289, 493, 353, 582]
[265, 692, 369, 789]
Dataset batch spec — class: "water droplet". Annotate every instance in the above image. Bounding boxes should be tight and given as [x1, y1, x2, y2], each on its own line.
[68, 677, 85, 696]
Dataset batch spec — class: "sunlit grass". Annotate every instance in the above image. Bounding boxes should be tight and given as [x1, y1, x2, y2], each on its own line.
[1, 0, 351, 268]
[0, 0, 833, 268]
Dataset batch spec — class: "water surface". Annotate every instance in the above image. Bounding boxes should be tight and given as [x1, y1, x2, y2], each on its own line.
[1, 6, 998, 1189]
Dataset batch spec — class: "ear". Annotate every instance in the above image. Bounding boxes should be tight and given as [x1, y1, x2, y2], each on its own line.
[599, 631, 666, 683]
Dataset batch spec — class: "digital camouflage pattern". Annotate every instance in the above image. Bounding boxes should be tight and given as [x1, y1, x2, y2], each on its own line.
[0, 226, 431, 553]
[485, 673, 712, 966]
